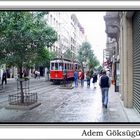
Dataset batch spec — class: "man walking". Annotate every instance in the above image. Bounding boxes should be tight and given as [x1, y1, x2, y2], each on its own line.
[99, 70, 111, 108]
[74, 69, 78, 87]
[92, 72, 98, 88]
[1, 70, 7, 85]
[86, 71, 91, 87]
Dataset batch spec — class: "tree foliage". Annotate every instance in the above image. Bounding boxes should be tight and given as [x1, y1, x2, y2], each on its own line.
[0, 11, 58, 103]
[77, 42, 100, 71]
[0, 11, 57, 73]
[36, 49, 58, 69]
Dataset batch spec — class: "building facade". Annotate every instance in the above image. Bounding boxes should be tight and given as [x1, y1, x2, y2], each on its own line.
[104, 12, 120, 92]
[45, 12, 86, 60]
[105, 11, 140, 115]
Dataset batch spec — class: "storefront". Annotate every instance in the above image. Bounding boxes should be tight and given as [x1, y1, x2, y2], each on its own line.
[132, 11, 140, 113]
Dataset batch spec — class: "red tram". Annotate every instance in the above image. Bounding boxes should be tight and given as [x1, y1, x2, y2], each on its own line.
[50, 58, 80, 82]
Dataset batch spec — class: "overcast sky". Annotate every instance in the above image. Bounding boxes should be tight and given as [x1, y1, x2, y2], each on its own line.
[74, 12, 106, 64]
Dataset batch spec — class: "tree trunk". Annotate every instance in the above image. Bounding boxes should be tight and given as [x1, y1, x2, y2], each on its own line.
[19, 67, 24, 104]
[81, 63, 84, 72]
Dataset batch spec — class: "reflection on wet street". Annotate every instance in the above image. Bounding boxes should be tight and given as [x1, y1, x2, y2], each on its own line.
[54, 85, 103, 122]
[0, 79, 128, 122]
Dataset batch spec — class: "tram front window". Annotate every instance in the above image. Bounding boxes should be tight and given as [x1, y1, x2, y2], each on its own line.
[51, 63, 54, 70]
[55, 63, 58, 70]
[59, 63, 63, 70]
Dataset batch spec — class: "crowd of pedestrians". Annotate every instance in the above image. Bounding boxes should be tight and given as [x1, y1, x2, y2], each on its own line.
[73, 68, 111, 108]
[0, 67, 111, 109]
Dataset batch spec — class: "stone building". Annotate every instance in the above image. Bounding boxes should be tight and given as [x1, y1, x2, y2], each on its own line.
[105, 11, 140, 115]
[104, 12, 120, 92]
[71, 14, 86, 59]
[45, 12, 86, 59]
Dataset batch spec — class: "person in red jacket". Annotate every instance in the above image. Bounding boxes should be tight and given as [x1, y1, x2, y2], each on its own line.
[80, 70, 85, 87]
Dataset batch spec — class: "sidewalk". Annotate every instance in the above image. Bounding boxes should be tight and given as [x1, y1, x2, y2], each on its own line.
[108, 84, 140, 122]
[106, 85, 128, 122]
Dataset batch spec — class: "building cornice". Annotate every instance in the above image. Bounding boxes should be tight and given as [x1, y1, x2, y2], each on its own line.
[104, 12, 120, 40]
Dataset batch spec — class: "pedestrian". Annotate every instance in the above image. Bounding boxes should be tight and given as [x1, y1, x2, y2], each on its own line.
[99, 70, 111, 108]
[34, 70, 40, 79]
[74, 69, 78, 87]
[99, 69, 103, 77]
[92, 72, 97, 88]
[86, 71, 91, 87]
[36, 71, 40, 79]
[34, 70, 37, 78]
[80, 70, 85, 87]
[63, 68, 67, 85]
[23, 69, 27, 77]
[1, 70, 7, 85]
[106, 69, 110, 77]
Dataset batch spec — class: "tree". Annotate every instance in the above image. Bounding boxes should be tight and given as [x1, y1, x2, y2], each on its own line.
[77, 42, 100, 72]
[88, 56, 100, 70]
[0, 11, 57, 103]
[77, 42, 90, 70]
[35, 49, 58, 69]
[34, 47, 50, 67]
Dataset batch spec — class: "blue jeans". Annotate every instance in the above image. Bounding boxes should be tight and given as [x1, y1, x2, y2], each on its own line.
[87, 79, 90, 87]
[101, 88, 109, 106]
[81, 79, 84, 87]
[74, 78, 78, 87]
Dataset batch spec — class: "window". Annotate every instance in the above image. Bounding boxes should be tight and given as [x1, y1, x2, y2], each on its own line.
[67, 64, 69, 70]
[70, 64, 71, 70]
[55, 63, 58, 70]
[64, 63, 66, 70]
[51, 63, 54, 70]
[59, 63, 63, 70]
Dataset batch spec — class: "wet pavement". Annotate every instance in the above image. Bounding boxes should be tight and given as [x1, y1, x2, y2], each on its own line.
[0, 78, 130, 122]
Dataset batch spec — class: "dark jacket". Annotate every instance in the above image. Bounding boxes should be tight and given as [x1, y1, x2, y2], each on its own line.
[86, 71, 91, 80]
[2, 72, 7, 79]
[92, 73, 97, 83]
[99, 75, 110, 88]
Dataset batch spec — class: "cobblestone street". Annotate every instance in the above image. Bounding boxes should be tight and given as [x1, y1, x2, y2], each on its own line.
[0, 77, 130, 123]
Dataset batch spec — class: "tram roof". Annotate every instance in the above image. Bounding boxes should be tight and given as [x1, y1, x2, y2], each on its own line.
[50, 58, 80, 64]
[51, 58, 71, 62]
[50, 60, 73, 64]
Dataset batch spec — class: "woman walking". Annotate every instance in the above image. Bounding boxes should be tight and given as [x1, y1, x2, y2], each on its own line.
[80, 70, 85, 87]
